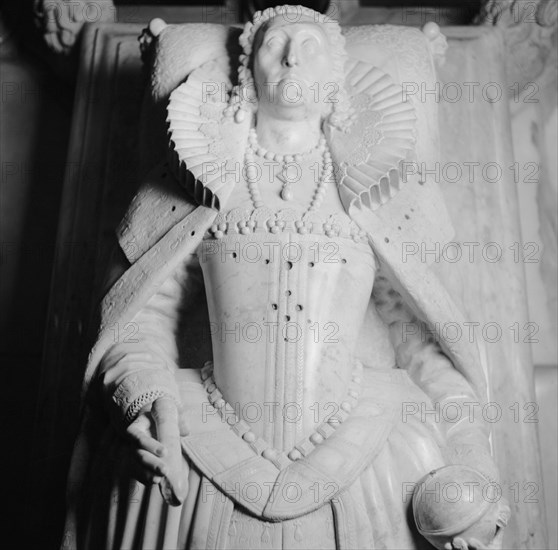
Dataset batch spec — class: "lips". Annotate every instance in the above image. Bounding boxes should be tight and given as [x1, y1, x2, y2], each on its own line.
[279, 72, 308, 87]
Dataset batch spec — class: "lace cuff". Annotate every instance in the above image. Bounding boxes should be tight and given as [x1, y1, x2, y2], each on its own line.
[112, 369, 181, 425]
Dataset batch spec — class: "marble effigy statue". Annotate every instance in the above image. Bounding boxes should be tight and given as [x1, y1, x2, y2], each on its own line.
[62, 6, 512, 550]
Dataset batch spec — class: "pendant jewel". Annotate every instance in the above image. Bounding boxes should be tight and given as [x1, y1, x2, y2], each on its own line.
[245, 128, 330, 212]
[280, 186, 293, 201]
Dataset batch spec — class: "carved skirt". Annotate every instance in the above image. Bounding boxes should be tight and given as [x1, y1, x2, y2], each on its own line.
[77, 368, 445, 550]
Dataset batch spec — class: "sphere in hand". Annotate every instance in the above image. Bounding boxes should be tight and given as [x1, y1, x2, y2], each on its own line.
[413, 465, 501, 550]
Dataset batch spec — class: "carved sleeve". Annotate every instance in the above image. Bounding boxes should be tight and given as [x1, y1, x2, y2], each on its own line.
[372, 272, 499, 481]
[97, 257, 203, 426]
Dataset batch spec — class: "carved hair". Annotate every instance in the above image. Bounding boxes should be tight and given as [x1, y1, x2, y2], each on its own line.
[229, 5, 353, 131]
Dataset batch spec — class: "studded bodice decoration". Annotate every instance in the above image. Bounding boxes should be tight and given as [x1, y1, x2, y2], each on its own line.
[197, 206, 377, 451]
[204, 207, 368, 243]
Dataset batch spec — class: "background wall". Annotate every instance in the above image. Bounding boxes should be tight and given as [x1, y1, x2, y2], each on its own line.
[511, 53, 558, 547]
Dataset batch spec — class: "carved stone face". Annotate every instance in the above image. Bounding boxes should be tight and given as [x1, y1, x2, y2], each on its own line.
[252, 16, 333, 119]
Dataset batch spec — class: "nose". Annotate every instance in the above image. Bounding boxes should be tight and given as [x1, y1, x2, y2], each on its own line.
[282, 41, 298, 68]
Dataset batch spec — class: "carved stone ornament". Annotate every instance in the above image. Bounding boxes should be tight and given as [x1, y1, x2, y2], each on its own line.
[62, 6, 511, 550]
[245, 0, 331, 18]
[33, 0, 116, 54]
[478, 0, 558, 88]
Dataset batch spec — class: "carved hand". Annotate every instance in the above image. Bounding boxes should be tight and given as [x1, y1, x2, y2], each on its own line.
[125, 396, 190, 506]
[33, 0, 115, 54]
[445, 499, 511, 550]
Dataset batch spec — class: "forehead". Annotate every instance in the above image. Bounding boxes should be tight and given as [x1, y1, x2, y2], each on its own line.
[260, 16, 329, 40]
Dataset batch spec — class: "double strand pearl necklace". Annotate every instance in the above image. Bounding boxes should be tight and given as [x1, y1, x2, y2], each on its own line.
[245, 128, 333, 211]
[200, 360, 363, 467]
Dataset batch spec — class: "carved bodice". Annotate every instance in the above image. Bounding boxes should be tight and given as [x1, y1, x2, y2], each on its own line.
[197, 206, 377, 451]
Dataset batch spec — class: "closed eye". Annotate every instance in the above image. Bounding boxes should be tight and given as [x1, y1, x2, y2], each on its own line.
[302, 38, 319, 52]
[266, 36, 286, 49]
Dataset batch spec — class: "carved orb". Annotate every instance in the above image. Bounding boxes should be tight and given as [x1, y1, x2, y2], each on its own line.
[413, 465, 501, 550]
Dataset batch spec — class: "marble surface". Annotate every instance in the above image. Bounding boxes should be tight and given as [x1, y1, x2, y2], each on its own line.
[15, 17, 552, 550]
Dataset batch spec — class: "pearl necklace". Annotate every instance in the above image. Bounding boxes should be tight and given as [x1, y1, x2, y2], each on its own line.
[245, 128, 333, 210]
[200, 360, 363, 468]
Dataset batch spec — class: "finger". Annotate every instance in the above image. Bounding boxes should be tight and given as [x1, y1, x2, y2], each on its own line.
[127, 412, 156, 439]
[70, 2, 84, 23]
[44, 3, 60, 31]
[136, 449, 168, 477]
[133, 412, 152, 433]
[57, 3, 72, 27]
[152, 396, 177, 421]
[452, 537, 468, 550]
[45, 33, 64, 54]
[127, 422, 166, 457]
[152, 398, 187, 505]
[44, 4, 64, 53]
[44, 33, 54, 48]
[129, 457, 162, 486]
[58, 40, 72, 56]
[178, 407, 190, 437]
[60, 28, 76, 47]
[152, 398, 180, 451]
[57, 5, 83, 35]
[120, 444, 153, 486]
[45, 13, 58, 34]
[128, 445, 167, 486]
